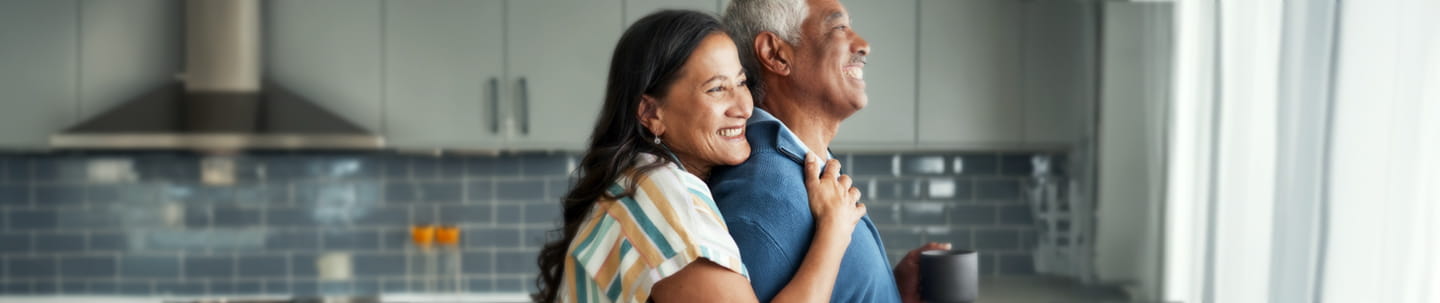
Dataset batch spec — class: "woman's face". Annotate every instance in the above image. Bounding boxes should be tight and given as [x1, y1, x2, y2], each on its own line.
[643, 33, 754, 177]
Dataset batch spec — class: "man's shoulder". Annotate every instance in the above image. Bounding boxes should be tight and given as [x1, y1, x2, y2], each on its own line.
[710, 149, 803, 191]
[707, 149, 808, 215]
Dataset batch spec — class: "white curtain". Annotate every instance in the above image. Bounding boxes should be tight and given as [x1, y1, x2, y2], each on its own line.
[1322, 0, 1440, 301]
[1166, 0, 1440, 302]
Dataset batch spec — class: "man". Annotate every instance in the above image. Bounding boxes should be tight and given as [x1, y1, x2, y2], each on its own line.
[709, 0, 948, 302]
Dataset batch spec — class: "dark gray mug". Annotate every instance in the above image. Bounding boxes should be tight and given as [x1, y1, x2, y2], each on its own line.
[919, 249, 979, 303]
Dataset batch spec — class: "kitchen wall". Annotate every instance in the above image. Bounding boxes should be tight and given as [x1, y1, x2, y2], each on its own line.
[0, 150, 1058, 296]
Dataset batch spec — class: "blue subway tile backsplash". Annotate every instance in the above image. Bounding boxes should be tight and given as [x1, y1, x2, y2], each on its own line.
[0, 150, 1058, 296]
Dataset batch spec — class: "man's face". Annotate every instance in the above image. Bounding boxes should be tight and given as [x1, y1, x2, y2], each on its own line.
[790, 0, 870, 118]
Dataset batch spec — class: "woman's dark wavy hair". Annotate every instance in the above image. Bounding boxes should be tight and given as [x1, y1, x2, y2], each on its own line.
[533, 10, 726, 303]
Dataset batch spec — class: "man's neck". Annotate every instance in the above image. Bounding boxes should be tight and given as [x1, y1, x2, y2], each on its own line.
[761, 93, 840, 157]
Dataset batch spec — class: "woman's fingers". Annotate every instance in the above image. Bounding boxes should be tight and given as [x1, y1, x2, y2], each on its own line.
[804, 152, 822, 181]
[823, 158, 842, 180]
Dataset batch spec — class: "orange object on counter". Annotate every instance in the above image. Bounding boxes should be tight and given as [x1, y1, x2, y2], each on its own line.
[436, 225, 461, 245]
[410, 225, 435, 246]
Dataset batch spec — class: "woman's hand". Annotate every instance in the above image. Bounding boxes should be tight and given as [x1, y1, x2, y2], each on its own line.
[803, 152, 866, 238]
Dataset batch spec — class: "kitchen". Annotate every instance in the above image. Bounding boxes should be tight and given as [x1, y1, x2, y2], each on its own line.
[2, 0, 1437, 303]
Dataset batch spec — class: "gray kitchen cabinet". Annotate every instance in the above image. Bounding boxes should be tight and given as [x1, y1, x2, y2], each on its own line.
[79, 0, 180, 118]
[917, 0, 1024, 148]
[832, 0, 919, 149]
[267, 0, 385, 133]
[383, 0, 622, 150]
[0, 0, 79, 148]
[506, 0, 624, 150]
[1021, 0, 1097, 146]
[383, 0, 505, 148]
[625, 0, 720, 26]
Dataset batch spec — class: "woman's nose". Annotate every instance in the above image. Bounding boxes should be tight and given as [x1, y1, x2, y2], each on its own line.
[727, 95, 753, 119]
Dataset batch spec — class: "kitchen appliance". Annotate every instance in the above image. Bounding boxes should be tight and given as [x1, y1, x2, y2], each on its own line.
[50, 0, 383, 151]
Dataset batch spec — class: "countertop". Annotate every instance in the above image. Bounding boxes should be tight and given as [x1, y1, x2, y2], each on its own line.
[0, 294, 531, 303]
[977, 276, 1131, 303]
[0, 277, 1126, 303]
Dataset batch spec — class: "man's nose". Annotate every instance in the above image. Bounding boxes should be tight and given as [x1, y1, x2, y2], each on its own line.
[853, 33, 871, 57]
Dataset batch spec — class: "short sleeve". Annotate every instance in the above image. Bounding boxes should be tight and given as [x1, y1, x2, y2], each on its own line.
[575, 162, 749, 303]
[671, 184, 751, 278]
[640, 166, 750, 282]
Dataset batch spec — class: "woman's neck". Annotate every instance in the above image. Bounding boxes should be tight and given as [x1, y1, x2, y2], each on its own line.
[680, 158, 712, 181]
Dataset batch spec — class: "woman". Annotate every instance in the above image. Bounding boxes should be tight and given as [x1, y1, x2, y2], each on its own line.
[534, 10, 866, 303]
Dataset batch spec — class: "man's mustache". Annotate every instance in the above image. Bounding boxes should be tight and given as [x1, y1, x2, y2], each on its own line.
[850, 54, 867, 65]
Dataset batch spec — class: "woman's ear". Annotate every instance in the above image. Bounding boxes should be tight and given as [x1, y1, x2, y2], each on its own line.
[637, 95, 665, 137]
[755, 31, 792, 76]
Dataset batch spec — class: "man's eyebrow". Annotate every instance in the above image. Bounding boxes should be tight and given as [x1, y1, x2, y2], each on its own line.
[824, 11, 846, 24]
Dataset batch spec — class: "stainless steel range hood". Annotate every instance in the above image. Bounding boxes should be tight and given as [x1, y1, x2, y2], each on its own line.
[50, 0, 384, 150]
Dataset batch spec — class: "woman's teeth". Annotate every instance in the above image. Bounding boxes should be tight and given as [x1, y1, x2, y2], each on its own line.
[845, 67, 864, 80]
[719, 128, 743, 137]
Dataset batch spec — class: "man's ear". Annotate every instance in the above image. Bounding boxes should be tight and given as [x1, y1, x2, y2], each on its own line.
[755, 31, 792, 76]
[637, 95, 665, 137]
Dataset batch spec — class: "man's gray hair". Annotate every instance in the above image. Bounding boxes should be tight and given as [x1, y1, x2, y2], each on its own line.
[723, 0, 808, 47]
[722, 0, 809, 104]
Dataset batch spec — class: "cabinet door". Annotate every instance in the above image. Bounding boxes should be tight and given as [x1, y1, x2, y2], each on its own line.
[268, 0, 384, 133]
[384, 0, 505, 148]
[506, 0, 624, 150]
[625, 0, 720, 26]
[1022, 0, 1096, 146]
[79, 0, 181, 118]
[917, 0, 1023, 147]
[0, 0, 78, 147]
[832, 0, 918, 149]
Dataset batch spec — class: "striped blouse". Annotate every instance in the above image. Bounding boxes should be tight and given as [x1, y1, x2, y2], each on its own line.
[559, 154, 749, 303]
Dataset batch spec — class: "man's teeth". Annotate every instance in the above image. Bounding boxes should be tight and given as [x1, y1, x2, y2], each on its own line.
[719, 128, 742, 137]
[846, 67, 864, 80]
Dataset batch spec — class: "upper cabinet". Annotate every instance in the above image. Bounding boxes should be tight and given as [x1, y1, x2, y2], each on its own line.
[0, 0, 1100, 151]
[0, 0, 180, 148]
[505, 0, 623, 150]
[832, 0, 919, 149]
[917, 0, 1024, 148]
[625, 0, 721, 26]
[915, 0, 1093, 150]
[1021, 0, 1097, 146]
[383, 0, 505, 148]
[79, 0, 181, 119]
[267, 0, 385, 133]
[277, 0, 625, 151]
[0, 0, 79, 148]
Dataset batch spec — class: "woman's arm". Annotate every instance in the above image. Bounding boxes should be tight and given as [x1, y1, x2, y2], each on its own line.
[651, 153, 865, 303]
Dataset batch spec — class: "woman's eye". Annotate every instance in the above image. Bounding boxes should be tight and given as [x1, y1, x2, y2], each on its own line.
[707, 86, 724, 93]
[737, 81, 748, 88]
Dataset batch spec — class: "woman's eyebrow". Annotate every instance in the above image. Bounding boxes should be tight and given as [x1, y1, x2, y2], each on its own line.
[699, 75, 727, 87]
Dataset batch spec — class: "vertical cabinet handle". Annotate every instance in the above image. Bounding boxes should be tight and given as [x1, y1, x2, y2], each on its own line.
[488, 77, 500, 134]
[518, 77, 530, 135]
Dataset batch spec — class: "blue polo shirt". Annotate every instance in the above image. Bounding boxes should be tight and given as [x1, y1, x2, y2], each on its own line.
[708, 108, 901, 302]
